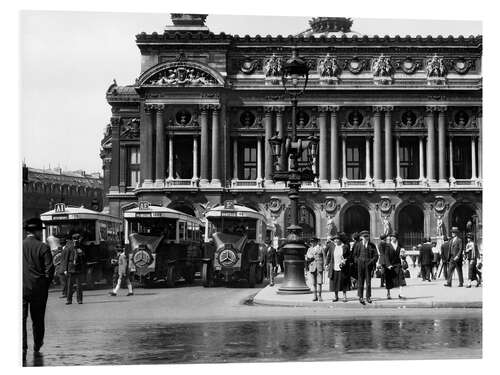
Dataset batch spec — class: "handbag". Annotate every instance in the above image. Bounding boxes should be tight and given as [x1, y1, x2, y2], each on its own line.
[401, 259, 409, 270]
[404, 269, 411, 278]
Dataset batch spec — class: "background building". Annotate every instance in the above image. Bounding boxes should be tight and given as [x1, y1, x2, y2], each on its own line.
[22, 164, 103, 221]
[101, 14, 482, 248]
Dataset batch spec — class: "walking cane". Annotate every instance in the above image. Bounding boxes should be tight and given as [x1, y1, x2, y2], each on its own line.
[437, 261, 444, 279]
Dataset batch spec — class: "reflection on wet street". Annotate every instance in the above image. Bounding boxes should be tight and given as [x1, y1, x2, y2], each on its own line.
[26, 315, 481, 366]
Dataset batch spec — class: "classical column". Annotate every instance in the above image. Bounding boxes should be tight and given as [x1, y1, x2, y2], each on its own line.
[256, 137, 263, 184]
[477, 109, 482, 180]
[275, 107, 286, 171]
[425, 107, 436, 182]
[419, 136, 425, 181]
[233, 138, 238, 180]
[384, 106, 394, 183]
[199, 105, 209, 185]
[211, 105, 221, 185]
[372, 107, 382, 183]
[471, 136, 477, 180]
[341, 136, 347, 182]
[167, 133, 174, 180]
[192, 136, 198, 181]
[140, 104, 154, 186]
[155, 104, 165, 186]
[437, 106, 447, 183]
[365, 137, 371, 180]
[318, 106, 328, 184]
[330, 107, 340, 184]
[264, 106, 273, 183]
[449, 137, 454, 181]
[395, 136, 401, 181]
[119, 145, 126, 192]
[109, 117, 120, 192]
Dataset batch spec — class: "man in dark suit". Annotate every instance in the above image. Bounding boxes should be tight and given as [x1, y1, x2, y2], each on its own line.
[23, 218, 55, 360]
[444, 227, 464, 287]
[419, 238, 433, 281]
[377, 233, 389, 288]
[440, 236, 450, 280]
[353, 230, 378, 304]
[61, 232, 86, 304]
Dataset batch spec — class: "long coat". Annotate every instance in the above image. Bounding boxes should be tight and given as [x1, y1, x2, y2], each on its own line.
[419, 242, 433, 266]
[325, 243, 350, 279]
[448, 236, 463, 263]
[384, 243, 405, 289]
[378, 241, 389, 266]
[23, 236, 54, 299]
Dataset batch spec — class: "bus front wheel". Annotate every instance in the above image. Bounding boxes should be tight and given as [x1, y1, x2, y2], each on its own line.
[202, 263, 212, 287]
[248, 264, 257, 288]
[166, 265, 176, 288]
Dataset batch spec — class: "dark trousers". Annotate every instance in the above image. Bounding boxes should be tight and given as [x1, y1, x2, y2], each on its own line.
[23, 292, 48, 352]
[380, 267, 385, 287]
[59, 273, 67, 297]
[357, 260, 372, 298]
[421, 265, 432, 281]
[442, 261, 449, 280]
[447, 260, 464, 286]
[67, 272, 84, 303]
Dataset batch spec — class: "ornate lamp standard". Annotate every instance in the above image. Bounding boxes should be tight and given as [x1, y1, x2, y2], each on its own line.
[269, 49, 319, 294]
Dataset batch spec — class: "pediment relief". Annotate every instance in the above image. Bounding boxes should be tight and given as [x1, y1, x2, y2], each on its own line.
[138, 62, 224, 87]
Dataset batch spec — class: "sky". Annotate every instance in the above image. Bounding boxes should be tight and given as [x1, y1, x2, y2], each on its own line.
[20, 11, 482, 173]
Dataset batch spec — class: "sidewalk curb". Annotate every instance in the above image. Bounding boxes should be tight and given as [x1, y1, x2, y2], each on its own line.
[251, 297, 482, 309]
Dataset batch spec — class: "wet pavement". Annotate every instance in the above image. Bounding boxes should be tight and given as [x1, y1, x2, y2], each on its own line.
[22, 276, 482, 366]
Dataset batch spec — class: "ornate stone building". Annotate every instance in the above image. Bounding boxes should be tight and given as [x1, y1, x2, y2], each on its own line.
[101, 15, 482, 247]
[23, 165, 103, 221]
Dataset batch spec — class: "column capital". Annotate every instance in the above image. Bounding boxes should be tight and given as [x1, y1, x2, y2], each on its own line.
[144, 104, 154, 113]
[152, 104, 165, 112]
[209, 104, 221, 112]
[263, 106, 274, 114]
[273, 106, 286, 113]
[436, 106, 448, 113]
[372, 106, 384, 113]
[476, 107, 482, 118]
[110, 117, 121, 127]
[425, 105, 446, 113]
[382, 106, 394, 112]
[199, 104, 210, 113]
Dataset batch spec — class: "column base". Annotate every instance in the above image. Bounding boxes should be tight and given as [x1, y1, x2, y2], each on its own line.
[327, 179, 341, 189]
[264, 179, 275, 187]
[379, 180, 396, 188]
[199, 178, 210, 187]
[209, 179, 221, 187]
[154, 179, 165, 188]
[319, 179, 329, 187]
[428, 180, 448, 188]
[142, 180, 154, 188]
[109, 185, 119, 193]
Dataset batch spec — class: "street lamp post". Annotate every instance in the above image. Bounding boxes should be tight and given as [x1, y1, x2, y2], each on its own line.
[269, 48, 319, 294]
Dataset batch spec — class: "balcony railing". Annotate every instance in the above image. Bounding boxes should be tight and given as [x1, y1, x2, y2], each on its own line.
[342, 179, 373, 188]
[165, 178, 198, 188]
[450, 178, 481, 188]
[396, 178, 428, 188]
[230, 179, 263, 188]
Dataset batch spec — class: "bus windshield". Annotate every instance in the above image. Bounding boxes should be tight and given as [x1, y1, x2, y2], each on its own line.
[208, 217, 258, 240]
[46, 220, 96, 242]
[127, 218, 177, 240]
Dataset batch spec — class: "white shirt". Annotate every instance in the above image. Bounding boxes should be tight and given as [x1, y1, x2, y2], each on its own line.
[333, 245, 344, 271]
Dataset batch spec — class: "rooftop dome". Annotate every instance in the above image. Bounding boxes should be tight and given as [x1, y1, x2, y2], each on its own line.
[297, 17, 361, 38]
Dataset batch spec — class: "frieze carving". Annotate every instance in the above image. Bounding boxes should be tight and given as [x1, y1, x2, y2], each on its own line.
[426, 55, 447, 85]
[318, 54, 341, 83]
[120, 118, 140, 139]
[372, 54, 394, 85]
[263, 54, 282, 77]
[394, 57, 422, 74]
[145, 65, 218, 86]
[240, 58, 260, 74]
[110, 117, 121, 127]
[342, 56, 370, 74]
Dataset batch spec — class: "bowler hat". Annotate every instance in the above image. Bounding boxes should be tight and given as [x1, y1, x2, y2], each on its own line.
[359, 230, 370, 237]
[380, 233, 388, 241]
[23, 218, 44, 231]
[466, 233, 473, 239]
[331, 233, 342, 241]
[451, 227, 460, 233]
[390, 232, 399, 239]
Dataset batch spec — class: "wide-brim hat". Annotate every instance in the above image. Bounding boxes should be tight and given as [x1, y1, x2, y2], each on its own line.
[466, 233, 473, 239]
[310, 237, 319, 243]
[451, 227, 460, 233]
[23, 218, 44, 231]
[331, 233, 342, 241]
[390, 232, 399, 239]
[71, 233, 81, 240]
[359, 230, 370, 237]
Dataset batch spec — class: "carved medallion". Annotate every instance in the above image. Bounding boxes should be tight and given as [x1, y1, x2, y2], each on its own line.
[401, 111, 417, 127]
[379, 198, 392, 213]
[240, 111, 256, 127]
[346, 57, 368, 74]
[434, 197, 446, 213]
[240, 58, 258, 75]
[395, 57, 421, 74]
[175, 111, 192, 126]
[324, 198, 337, 215]
[347, 110, 364, 127]
[297, 111, 310, 128]
[454, 111, 470, 127]
[268, 197, 282, 215]
[452, 58, 474, 75]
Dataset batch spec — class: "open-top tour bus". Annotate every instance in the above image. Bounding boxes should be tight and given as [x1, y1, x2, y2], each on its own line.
[40, 203, 121, 287]
[202, 201, 272, 287]
[124, 201, 204, 287]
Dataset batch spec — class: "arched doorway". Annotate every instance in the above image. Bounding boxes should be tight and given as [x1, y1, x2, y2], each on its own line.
[342, 205, 370, 239]
[450, 204, 476, 237]
[397, 205, 424, 249]
[285, 205, 316, 243]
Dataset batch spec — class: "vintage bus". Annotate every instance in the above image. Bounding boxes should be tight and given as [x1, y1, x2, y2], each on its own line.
[202, 201, 271, 287]
[40, 203, 121, 288]
[123, 201, 204, 287]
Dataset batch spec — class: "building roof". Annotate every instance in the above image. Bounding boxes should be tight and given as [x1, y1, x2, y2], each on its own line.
[27, 167, 102, 189]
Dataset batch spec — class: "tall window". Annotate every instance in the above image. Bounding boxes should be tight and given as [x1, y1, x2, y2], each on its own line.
[453, 137, 472, 179]
[399, 138, 419, 179]
[238, 140, 257, 180]
[128, 147, 140, 186]
[173, 136, 194, 179]
[346, 138, 365, 179]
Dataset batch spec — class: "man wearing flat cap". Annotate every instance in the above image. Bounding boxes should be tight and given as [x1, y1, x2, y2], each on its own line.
[444, 227, 464, 287]
[61, 232, 86, 304]
[23, 217, 54, 360]
[352, 230, 378, 304]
